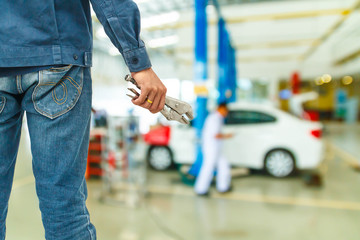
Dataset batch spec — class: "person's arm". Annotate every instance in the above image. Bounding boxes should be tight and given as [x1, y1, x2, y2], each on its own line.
[215, 133, 233, 139]
[90, 0, 166, 113]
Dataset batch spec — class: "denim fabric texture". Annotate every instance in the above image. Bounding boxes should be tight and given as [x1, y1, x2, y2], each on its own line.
[0, 66, 54, 78]
[0, 66, 96, 240]
[0, 0, 151, 72]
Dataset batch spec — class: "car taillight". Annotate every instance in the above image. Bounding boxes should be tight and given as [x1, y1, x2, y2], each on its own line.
[311, 129, 322, 138]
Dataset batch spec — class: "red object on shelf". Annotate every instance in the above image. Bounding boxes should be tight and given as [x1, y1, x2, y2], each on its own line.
[86, 131, 106, 179]
[88, 142, 104, 152]
[88, 155, 102, 163]
[144, 125, 171, 146]
[87, 168, 103, 177]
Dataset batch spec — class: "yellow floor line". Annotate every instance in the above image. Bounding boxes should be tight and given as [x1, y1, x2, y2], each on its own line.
[328, 141, 360, 169]
[111, 184, 360, 211]
[210, 192, 360, 211]
[12, 175, 35, 190]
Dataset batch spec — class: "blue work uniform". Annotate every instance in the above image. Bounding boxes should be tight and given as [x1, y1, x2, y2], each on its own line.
[195, 111, 231, 194]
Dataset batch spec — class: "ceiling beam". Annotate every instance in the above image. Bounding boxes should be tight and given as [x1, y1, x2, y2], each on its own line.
[226, 8, 350, 23]
[335, 48, 360, 66]
[173, 38, 318, 52]
[300, 0, 360, 61]
[143, 8, 350, 32]
[177, 54, 300, 65]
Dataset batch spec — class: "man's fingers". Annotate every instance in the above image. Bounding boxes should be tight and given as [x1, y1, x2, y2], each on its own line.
[130, 68, 167, 113]
[157, 94, 166, 112]
[149, 94, 161, 113]
[141, 90, 156, 109]
[133, 87, 149, 106]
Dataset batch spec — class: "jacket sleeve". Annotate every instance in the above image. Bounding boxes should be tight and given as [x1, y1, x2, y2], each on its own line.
[90, 0, 152, 72]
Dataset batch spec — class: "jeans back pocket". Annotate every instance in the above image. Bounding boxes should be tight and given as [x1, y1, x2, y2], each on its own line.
[32, 66, 83, 119]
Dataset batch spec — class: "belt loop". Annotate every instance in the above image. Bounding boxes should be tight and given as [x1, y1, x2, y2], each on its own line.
[52, 45, 62, 64]
[84, 52, 92, 67]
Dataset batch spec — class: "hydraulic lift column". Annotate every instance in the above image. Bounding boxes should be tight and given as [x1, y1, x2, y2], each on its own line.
[188, 0, 208, 176]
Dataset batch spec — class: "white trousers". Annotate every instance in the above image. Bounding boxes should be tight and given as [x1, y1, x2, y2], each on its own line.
[194, 145, 231, 194]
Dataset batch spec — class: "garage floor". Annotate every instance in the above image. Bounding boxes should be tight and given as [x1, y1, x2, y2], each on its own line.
[5, 123, 360, 240]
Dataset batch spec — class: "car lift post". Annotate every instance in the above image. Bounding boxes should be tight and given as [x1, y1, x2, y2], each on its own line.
[188, 0, 208, 176]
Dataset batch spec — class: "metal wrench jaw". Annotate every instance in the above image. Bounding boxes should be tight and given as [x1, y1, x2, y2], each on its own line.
[124, 74, 194, 124]
[161, 108, 190, 125]
[163, 96, 194, 124]
[126, 88, 140, 100]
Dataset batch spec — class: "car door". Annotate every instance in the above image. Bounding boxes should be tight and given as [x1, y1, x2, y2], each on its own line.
[170, 123, 196, 164]
[223, 110, 277, 169]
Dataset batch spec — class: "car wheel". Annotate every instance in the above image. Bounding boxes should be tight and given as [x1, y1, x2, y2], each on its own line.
[147, 146, 174, 171]
[264, 149, 295, 178]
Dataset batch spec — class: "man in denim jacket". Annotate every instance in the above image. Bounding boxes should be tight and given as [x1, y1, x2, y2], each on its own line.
[0, 1, 166, 239]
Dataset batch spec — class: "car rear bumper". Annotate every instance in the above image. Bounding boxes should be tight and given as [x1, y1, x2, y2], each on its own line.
[296, 139, 325, 169]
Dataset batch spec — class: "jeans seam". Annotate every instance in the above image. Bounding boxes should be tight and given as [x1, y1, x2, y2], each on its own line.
[45, 64, 72, 73]
[0, 96, 5, 114]
[52, 82, 68, 105]
[80, 184, 94, 240]
[16, 75, 24, 94]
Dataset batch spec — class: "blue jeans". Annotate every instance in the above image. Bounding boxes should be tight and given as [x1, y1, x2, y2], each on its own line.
[0, 66, 96, 239]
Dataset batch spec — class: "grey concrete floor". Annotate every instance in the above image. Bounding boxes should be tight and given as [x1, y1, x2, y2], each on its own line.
[5, 123, 360, 240]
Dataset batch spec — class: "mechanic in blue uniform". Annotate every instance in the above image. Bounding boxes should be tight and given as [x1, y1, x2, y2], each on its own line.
[0, 1, 166, 239]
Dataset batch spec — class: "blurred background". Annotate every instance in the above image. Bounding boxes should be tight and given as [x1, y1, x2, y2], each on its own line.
[8, 0, 360, 239]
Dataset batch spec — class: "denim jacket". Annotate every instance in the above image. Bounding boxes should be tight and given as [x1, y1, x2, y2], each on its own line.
[0, 0, 151, 72]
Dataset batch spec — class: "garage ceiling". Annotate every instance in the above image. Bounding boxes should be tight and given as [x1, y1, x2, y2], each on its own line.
[93, 0, 360, 80]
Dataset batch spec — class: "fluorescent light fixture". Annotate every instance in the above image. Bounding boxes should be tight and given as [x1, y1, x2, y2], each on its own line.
[142, 11, 180, 29]
[147, 35, 179, 48]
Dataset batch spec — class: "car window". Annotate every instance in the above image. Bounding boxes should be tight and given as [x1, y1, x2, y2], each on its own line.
[225, 110, 276, 125]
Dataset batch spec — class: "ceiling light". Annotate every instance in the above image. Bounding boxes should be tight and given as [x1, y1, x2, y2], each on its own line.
[342, 76, 353, 85]
[322, 74, 332, 83]
[315, 77, 324, 85]
[142, 11, 180, 29]
[147, 35, 179, 48]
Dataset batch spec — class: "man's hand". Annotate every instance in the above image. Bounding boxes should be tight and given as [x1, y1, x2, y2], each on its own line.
[215, 133, 234, 139]
[131, 68, 167, 113]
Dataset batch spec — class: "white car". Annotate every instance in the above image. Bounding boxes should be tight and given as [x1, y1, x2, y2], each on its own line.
[146, 103, 324, 178]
